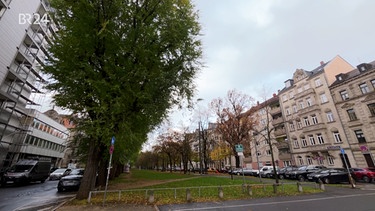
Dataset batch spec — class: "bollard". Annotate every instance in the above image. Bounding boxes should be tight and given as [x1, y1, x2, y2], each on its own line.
[247, 185, 253, 196]
[186, 188, 192, 202]
[273, 183, 277, 193]
[218, 186, 224, 199]
[148, 190, 155, 203]
[319, 180, 325, 191]
[297, 182, 303, 192]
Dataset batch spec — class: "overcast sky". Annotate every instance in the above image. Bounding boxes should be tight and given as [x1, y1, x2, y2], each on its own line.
[165, 0, 375, 128]
[39, 0, 375, 136]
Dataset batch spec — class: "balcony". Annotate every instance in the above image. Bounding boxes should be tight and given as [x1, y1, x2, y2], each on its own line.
[269, 106, 281, 115]
[272, 117, 284, 126]
[302, 123, 327, 133]
[294, 88, 315, 99]
[274, 128, 286, 137]
[298, 104, 320, 115]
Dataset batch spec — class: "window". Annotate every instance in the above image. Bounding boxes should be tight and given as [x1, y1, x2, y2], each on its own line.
[266, 149, 271, 155]
[282, 95, 287, 101]
[340, 90, 349, 100]
[317, 134, 324, 144]
[347, 109, 358, 121]
[306, 97, 313, 107]
[257, 151, 261, 156]
[309, 135, 316, 145]
[293, 139, 300, 148]
[318, 158, 324, 165]
[299, 101, 305, 109]
[285, 107, 291, 115]
[315, 78, 322, 87]
[327, 156, 334, 165]
[292, 105, 298, 113]
[320, 93, 328, 103]
[289, 122, 295, 131]
[306, 156, 313, 165]
[298, 87, 303, 93]
[311, 115, 318, 124]
[354, 129, 366, 143]
[289, 91, 294, 99]
[368, 103, 375, 116]
[326, 112, 334, 122]
[333, 132, 342, 143]
[371, 79, 375, 88]
[296, 121, 302, 129]
[301, 137, 307, 147]
[297, 156, 304, 165]
[303, 117, 310, 126]
[359, 83, 370, 94]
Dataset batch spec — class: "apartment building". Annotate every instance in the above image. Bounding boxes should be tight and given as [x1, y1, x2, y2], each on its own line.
[278, 55, 355, 168]
[0, 0, 66, 169]
[330, 61, 375, 168]
[250, 94, 291, 169]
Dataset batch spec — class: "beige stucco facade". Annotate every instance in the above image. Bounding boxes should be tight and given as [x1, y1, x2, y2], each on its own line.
[278, 55, 355, 168]
[330, 62, 375, 168]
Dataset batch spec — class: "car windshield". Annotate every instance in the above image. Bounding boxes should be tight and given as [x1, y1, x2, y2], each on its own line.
[53, 169, 67, 173]
[298, 166, 307, 171]
[368, 168, 375, 172]
[9, 165, 33, 173]
[69, 169, 84, 175]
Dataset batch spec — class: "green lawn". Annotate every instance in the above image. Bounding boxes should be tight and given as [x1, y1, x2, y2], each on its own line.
[85, 169, 324, 205]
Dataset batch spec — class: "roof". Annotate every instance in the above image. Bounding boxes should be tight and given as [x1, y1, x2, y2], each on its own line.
[330, 60, 375, 87]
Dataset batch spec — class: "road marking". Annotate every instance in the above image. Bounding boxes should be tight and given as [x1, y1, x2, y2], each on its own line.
[173, 192, 375, 211]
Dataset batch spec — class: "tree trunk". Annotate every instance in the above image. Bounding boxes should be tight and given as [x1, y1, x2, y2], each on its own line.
[76, 142, 102, 200]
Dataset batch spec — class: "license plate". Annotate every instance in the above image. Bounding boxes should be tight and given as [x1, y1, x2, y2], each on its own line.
[6, 181, 14, 184]
[308, 177, 312, 179]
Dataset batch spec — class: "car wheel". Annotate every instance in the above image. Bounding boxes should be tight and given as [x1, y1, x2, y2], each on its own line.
[363, 176, 370, 183]
[279, 175, 284, 180]
[298, 175, 305, 182]
[323, 177, 330, 184]
[57, 187, 64, 192]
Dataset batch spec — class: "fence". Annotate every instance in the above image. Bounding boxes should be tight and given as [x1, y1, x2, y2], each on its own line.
[88, 182, 324, 204]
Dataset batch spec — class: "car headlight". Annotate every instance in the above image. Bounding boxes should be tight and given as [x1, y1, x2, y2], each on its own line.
[62, 180, 80, 185]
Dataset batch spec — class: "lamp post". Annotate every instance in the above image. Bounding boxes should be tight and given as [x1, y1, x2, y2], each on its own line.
[253, 133, 262, 182]
[198, 121, 203, 175]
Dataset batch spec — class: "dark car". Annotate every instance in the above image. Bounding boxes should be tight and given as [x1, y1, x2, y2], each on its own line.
[307, 168, 350, 184]
[279, 166, 299, 180]
[57, 169, 84, 192]
[286, 165, 327, 181]
[350, 167, 375, 183]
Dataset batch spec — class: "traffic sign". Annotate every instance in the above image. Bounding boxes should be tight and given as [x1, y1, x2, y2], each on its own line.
[235, 144, 243, 152]
[111, 136, 115, 145]
[340, 148, 345, 154]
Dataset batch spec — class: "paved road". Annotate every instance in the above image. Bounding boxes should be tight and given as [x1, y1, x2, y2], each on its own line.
[158, 184, 375, 211]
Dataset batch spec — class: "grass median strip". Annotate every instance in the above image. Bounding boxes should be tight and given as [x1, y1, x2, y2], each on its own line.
[79, 169, 323, 206]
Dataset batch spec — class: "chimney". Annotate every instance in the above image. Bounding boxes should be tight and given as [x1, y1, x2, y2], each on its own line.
[273, 93, 277, 97]
[257, 101, 259, 105]
[320, 61, 325, 66]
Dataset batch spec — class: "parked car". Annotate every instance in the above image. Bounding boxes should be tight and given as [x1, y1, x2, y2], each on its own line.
[279, 166, 299, 180]
[233, 168, 257, 176]
[57, 169, 84, 192]
[259, 166, 278, 178]
[49, 168, 71, 181]
[262, 167, 280, 178]
[350, 167, 375, 183]
[286, 165, 327, 181]
[307, 168, 350, 184]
